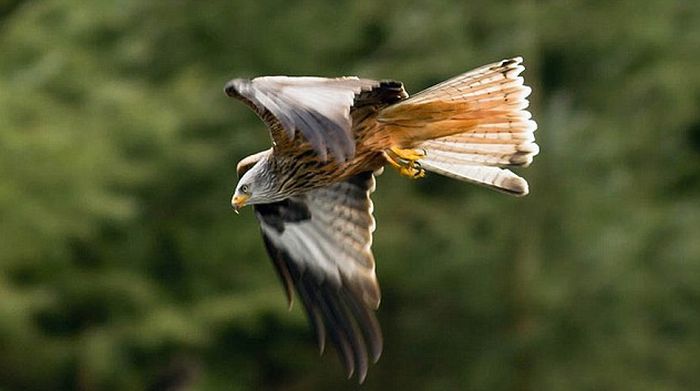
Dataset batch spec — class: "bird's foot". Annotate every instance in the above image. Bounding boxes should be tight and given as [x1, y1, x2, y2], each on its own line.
[385, 147, 426, 179]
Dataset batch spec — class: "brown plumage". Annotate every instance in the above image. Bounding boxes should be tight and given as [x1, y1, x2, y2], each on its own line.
[225, 57, 538, 382]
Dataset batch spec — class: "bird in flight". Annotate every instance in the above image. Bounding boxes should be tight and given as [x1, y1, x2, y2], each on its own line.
[224, 57, 539, 382]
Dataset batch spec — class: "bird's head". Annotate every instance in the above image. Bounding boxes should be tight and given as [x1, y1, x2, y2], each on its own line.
[232, 152, 279, 212]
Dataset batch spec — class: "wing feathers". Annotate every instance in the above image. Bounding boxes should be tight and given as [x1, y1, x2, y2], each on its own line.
[254, 172, 381, 382]
[261, 234, 295, 308]
[339, 287, 382, 362]
[229, 77, 385, 161]
[228, 77, 409, 161]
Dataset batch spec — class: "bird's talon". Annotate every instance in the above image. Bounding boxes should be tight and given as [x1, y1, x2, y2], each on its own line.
[386, 147, 426, 179]
[397, 160, 424, 179]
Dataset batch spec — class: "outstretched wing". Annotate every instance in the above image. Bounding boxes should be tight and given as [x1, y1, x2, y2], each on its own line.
[253, 171, 381, 382]
[225, 76, 406, 161]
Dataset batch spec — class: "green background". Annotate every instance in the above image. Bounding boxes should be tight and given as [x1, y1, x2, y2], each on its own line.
[1, 1, 699, 390]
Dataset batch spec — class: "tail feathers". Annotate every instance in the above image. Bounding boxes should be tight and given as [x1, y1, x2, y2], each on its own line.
[376, 57, 538, 195]
[378, 56, 535, 148]
[399, 57, 529, 107]
[419, 129, 540, 167]
[419, 155, 530, 196]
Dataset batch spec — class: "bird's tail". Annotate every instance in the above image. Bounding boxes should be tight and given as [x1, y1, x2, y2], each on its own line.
[376, 57, 539, 196]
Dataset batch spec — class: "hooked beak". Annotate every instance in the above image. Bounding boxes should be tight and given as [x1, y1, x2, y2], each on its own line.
[231, 194, 250, 213]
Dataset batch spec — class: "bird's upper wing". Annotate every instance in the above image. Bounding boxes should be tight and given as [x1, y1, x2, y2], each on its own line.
[227, 76, 406, 161]
[253, 171, 381, 382]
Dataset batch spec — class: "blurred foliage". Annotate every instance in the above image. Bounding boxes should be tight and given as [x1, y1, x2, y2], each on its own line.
[1, 0, 700, 390]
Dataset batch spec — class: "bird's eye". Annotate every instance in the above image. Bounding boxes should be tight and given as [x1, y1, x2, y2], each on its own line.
[240, 184, 250, 194]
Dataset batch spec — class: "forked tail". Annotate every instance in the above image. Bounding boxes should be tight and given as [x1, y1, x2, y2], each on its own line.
[377, 57, 539, 196]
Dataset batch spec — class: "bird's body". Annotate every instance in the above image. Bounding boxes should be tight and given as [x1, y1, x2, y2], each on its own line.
[244, 124, 387, 200]
[225, 57, 539, 382]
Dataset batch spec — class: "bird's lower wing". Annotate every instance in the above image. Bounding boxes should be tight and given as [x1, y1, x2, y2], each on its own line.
[254, 171, 381, 383]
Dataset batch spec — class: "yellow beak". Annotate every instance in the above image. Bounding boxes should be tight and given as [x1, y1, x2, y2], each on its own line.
[231, 194, 250, 212]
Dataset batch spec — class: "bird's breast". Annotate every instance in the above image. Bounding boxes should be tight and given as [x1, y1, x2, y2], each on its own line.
[275, 149, 384, 197]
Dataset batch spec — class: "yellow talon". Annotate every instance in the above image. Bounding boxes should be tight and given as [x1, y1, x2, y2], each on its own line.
[400, 165, 425, 178]
[389, 147, 425, 161]
[385, 147, 426, 179]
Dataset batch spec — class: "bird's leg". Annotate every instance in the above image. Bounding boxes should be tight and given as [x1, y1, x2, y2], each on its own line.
[385, 147, 426, 179]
